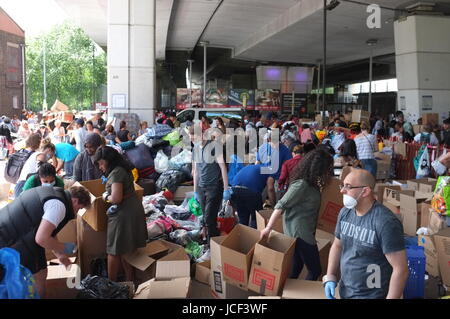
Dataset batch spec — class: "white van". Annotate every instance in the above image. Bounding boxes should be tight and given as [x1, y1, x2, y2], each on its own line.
[176, 107, 245, 125]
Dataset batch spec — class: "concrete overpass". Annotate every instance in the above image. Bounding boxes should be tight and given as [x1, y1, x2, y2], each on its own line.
[55, 0, 450, 124]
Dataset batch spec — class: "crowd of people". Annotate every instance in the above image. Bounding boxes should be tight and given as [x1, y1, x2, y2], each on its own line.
[0, 106, 449, 299]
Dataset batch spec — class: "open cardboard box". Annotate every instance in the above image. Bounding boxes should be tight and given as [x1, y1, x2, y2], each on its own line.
[256, 209, 284, 234]
[406, 178, 437, 193]
[46, 219, 78, 261]
[220, 224, 261, 290]
[46, 257, 79, 299]
[317, 178, 343, 234]
[374, 184, 401, 204]
[248, 230, 295, 296]
[282, 279, 340, 299]
[418, 235, 440, 278]
[123, 240, 169, 273]
[434, 228, 450, 286]
[399, 191, 433, 236]
[195, 260, 211, 285]
[74, 179, 144, 232]
[134, 247, 191, 299]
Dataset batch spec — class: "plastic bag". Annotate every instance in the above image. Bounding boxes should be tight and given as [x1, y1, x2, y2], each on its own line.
[188, 197, 203, 216]
[431, 176, 450, 217]
[169, 149, 192, 170]
[185, 242, 203, 260]
[90, 258, 108, 278]
[162, 130, 182, 146]
[0, 248, 39, 299]
[154, 150, 169, 173]
[416, 147, 430, 178]
[217, 200, 236, 235]
[169, 229, 191, 246]
[77, 275, 130, 299]
[164, 205, 192, 220]
[143, 192, 169, 212]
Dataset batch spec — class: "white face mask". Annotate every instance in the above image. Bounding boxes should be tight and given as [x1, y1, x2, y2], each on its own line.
[42, 181, 55, 187]
[343, 189, 364, 209]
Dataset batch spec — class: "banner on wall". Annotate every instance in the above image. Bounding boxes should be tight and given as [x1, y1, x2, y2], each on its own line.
[176, 89, 202, 110]
[205, 88, 228, 108]
[254, 89, 281, 111]
[228, 89, 255, 109]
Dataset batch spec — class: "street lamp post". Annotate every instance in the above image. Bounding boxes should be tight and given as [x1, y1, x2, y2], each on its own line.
[187, 59, 194, 108]
[199, 41, 209, 106]
[367, 39, 378, 113]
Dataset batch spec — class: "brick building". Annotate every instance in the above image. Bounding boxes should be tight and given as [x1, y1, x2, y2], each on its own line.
[0, 7, 25, 118]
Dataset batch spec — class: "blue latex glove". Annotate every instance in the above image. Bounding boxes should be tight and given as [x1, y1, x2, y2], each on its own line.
[223, 189, 232, 201]
[101, 175, 108, 184]
[324, 281, 337, 299]
[194, 192, 200, 202]
[63, 243, 77, 255]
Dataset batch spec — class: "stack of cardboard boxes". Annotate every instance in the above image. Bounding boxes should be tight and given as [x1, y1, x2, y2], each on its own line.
[379, 178, 450, 289]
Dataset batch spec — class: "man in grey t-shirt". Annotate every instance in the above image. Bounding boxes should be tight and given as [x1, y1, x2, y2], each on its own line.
[323, 169, 409, 299]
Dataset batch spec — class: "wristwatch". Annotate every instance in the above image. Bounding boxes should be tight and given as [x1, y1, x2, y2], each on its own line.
[322, 274, 338, 286]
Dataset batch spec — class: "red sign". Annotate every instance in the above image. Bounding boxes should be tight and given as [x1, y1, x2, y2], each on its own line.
[321, 202, 343, 224]
[252, 268, 276, 291]
[224, 263, 245, 282]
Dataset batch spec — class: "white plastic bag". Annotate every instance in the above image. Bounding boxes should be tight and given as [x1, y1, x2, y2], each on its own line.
[155, 150, 169, 173]
[416, 148, 430, 178]
[169, 149, 192, 170]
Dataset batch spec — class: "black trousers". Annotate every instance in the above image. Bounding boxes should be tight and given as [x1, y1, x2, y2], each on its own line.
[290, 237, 322, 281]
[197, 185, 223, 244]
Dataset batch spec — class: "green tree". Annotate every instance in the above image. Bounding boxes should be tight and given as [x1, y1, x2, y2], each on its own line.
[26, 21, 107, 112]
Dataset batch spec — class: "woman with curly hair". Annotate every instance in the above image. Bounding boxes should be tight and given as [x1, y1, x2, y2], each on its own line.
[260, 148, 334, 280]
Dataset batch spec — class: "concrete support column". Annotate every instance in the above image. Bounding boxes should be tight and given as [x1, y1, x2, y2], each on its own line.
[107, 0, 156, 124]
[394, 15, 450, 124]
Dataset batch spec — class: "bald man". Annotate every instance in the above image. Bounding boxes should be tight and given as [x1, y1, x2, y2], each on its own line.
[323, 169, 409, 299]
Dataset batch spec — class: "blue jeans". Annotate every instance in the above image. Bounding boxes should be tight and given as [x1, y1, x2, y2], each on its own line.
[230, 186, 263, 229]
[361, 159, 378, 178]
[64, 160, 75, 177]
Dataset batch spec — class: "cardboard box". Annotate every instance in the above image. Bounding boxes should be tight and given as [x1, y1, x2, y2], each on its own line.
[418, 235, 440, 278]
[298, 232, 332, 280]
[351, 110, 370, 124]
[406, 178, 436, 193]
[46, 261, 79, 299]
[374, 184, 401, 204]
[433, 228, 450, 286]
[317, 178, 343, 234]
[133, 244, 191, 299]
[220, 224, 261, 290]
[383, 187, 411, 216]
[155, 248, 190, 279]
[195, 261, 211, 285]
[282, 279, 339, 299]
[374, 153, 391, 180]
[256, 209, 284, 234]
[400, 191, 433, 236]
[210, 236, 227, 299]
[123, 240, 169, 272]
[413, 125, 424, 135]
[248, 230, 296, 296]
[134, 277, 191, 299]
[76, 214, 107, 278]
[46, 219, 78, 261]
[428, 209, 446, 235]
[422, 113, 439, 126]
[74, 179, 144, 232]
[420, 202, 432, 228]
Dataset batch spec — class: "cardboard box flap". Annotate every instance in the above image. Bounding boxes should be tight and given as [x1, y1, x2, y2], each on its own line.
[147, 277, 191, 299]
[143, 240, 170, 257]
[222, 224, 261, 254]
[56, 219, 77, 243]
[315, 229, 335, 244]
[282, 279, 340, 299]
[400, 191, 432, 211]
[159, 239, 185, 254]
[256, 210, 284, 234]
[123, 251, 156, 272]
[434, 227, 450, 238]
[134, 280, 152, 299]
[47, 264, 78, 280]
[259, 230, 296, 254]
[156, 248, 190, 279]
